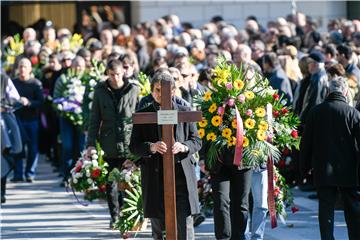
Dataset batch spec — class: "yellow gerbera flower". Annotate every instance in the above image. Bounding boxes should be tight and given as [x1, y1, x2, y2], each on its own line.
[211, 115, 222, 127]
[258, 120, 268, 131]
[198, 129, 205, 139]
[209, 103, 217, 113]
[257, 130, 267, 141]
[206, 132, 217, 141]
[227, 137, 237, 147]
[233, 79, 245, 90]
[231, 118, 237, 129]
[255, 107, 266, 117]
[244, 118, 256, 129]
[244, 91, 255, 100]
[243, 136, 249, 147]
[198, 119, 208, 128]
[222, 128, 232, 139]
[203, 91, 212, 101]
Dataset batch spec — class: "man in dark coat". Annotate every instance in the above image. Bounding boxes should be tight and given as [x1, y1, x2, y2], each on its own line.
[300, 76, 360, 240]
[129, 71, 202, 239]
[262, 52, 293, 105]
[86, 59, 140, 228]
[300, 51, 329, 124]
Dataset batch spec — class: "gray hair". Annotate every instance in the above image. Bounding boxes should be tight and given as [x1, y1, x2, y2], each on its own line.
[329, 76, 348, 94]
[151, 70, 175, 91]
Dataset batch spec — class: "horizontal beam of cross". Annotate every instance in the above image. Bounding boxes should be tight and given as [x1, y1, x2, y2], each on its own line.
[132, 111, 202, 124]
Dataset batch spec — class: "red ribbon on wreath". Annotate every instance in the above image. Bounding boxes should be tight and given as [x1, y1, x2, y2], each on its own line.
[266, 103, 277, 228]
[267, 155, 277, 228]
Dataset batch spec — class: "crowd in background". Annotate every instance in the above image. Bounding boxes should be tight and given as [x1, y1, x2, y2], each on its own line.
[1, 9, 360, 239]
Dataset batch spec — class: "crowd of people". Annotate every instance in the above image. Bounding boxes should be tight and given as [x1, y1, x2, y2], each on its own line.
[1, 10, 360, 240]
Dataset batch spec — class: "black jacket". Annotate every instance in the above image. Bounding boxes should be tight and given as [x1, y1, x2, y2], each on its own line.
[129, 101, 202, 218]
[300, 92, 360, 187]
[300, 68, 328, 123]
[87, 80, 140, 158]
[13, 78, 44, 121]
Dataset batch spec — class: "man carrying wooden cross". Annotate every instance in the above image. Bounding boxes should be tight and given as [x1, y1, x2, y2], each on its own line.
[129, 70, 202, 239]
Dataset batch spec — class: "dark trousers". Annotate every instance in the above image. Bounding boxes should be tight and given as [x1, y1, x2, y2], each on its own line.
[212, 166, 252, 240]
[105, 157, 125, 222]
[13, 119, 39, 179]
[317, 186, 360, 240]
[59, 117, 84, 180]
[151, 163, 193, 240]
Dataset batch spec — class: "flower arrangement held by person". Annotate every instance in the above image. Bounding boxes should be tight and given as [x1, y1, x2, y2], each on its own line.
[69, 146, 108, 201]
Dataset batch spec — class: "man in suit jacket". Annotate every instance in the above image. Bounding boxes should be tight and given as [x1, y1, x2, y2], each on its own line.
[130, 71, 202, 239]
[300, 76, 360, 240]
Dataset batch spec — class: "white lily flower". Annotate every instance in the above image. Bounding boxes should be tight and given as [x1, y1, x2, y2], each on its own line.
[87, 178, 93, 184]
[88, 102, 93, 110]
[89, 79, 97, 87]
[90, 149, 97, 155]
[57, 104, 63, 111]
[92, 160, 98, 167]
[86, 171, 91, 177]
[124, 174, 131, 182]
[73, 178, 78, 184]
[88, 91, 94, 99]
[91, 154, 98, 160]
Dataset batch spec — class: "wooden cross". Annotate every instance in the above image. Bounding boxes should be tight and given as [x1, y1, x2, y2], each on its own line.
[132, 80, 202, 239]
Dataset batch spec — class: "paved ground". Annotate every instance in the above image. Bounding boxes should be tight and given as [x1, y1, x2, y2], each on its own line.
[1, 156, 349, 240]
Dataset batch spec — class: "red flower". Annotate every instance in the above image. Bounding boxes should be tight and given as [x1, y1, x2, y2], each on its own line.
[282, 148, 290, 155]
[75, 162, 83, 173]
[273, 110, 280, 118]
[281, 107, 289, 115]
[278, 159, 286, 168]
[122, 232, 130, 239]
[274, 187, 280, 197]
[91, 168, 101, 178]
[291, 130, 298, 139]
[273, 93, 280, 100]
[99, 184, 106, 192]
[30, 56, 39, 66]
[291, 206, 299, 213]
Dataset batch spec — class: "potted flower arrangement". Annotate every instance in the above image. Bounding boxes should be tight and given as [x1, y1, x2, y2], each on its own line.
[69, 146, 108, 201]
[108, 166, 146, 239]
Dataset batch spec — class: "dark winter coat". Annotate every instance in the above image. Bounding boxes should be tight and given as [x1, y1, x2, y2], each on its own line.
[129, 101, 202, 218]
[87, 80, 140, 158]
[266, 66, 294, 105]
[300, 92, 360, 187]
[300, 68, 328, 123]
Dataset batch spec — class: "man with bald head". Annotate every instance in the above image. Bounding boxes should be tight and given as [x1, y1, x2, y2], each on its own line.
[12, 58, 44, 182]
[233, 44, 262, 72]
